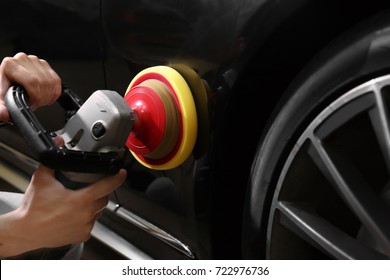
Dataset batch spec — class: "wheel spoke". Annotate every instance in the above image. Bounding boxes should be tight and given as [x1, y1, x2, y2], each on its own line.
[368, 84, 390, 172]
[278, 201, 388, 259]
[268, 76, 390, 259]
[307, 137, 390, 255]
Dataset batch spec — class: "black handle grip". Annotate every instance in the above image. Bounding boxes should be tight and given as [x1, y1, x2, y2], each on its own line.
[5, 85, 123, 175]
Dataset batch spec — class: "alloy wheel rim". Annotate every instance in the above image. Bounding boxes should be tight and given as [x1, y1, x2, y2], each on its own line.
[267, 75, 390, 259]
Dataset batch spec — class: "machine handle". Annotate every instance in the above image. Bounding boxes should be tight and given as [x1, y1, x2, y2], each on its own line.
[4, 85, 123, 175]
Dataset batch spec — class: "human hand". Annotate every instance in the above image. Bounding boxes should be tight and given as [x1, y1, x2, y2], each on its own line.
[0, 52, 61, 121]
[0, 165, 126, 257]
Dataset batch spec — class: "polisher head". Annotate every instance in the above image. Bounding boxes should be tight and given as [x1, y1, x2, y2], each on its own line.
[124, 66, 197, 170]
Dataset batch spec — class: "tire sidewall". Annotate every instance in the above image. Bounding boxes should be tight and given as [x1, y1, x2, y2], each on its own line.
[243, 10, 390, 259]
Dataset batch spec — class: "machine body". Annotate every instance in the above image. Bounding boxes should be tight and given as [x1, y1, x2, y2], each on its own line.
[5, 86, 134, 189]
[55, 89, 134, 187]
[4, 66, 204, 189]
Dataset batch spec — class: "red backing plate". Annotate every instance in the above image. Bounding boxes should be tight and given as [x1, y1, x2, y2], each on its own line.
[125, 72, 184, 165]
[124, 85, 166, 155]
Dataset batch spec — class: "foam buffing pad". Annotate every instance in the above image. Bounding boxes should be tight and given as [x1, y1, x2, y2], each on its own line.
[125, 66, 197, 170]
[169, 64, 209, 159]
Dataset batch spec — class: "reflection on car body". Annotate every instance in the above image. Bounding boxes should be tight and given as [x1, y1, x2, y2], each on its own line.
[0, 0, 390, 259]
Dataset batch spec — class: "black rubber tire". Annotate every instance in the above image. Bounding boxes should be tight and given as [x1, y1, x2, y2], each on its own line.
[243, 9, 390, 259]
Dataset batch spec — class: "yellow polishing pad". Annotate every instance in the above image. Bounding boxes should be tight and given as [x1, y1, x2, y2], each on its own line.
[125, 66, 198, 170]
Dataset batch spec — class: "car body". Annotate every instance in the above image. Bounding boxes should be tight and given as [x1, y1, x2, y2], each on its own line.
[0, 0, 390, 259]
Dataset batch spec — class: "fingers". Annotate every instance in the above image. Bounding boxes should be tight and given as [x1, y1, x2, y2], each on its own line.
[31, 165, 126, 222]
[33, 164, 126, 199]
[33, 164, 55, 178]
[53, 135, 65, 147]
[82, 169, 127, 199]
[77, 171, 126, 223]
[13, 53, 61, 108]
[30, 164, 61, 189]
[0, 52, 61, 111]
[92, 196, 109, 217]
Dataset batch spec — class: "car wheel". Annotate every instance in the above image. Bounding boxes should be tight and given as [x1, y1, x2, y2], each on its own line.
[243, 10, 390, 259]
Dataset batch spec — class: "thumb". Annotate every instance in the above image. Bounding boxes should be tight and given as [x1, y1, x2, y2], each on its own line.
[31, 164, 56, 183]
[85, 169, 127, 199]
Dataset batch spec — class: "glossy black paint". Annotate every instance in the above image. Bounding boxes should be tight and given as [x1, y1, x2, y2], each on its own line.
[0, 0, 389, 259]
